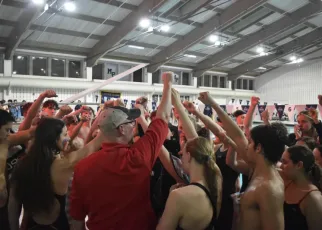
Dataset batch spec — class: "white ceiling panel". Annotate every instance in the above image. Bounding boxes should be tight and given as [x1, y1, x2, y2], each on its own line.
[0, 25, 13, 37]
[301, 46, 320, 54]
[275, 37, 294, 46]
[0, 5, 24, 21]
[170, 22, 196, 36]
[259, 12, 283, 25]
[308, 15, 322, 27]
[126, 0, 144, 6]
[33, 14, 114, 36]
[26, 31, 98, 48]
[189, 8, 217, 23]
[211, 0, 237, 10]
[293, 27, 313, 37]
[220, 62, 241, 69]
[135, 34, 177, 47]
[268, 0, 309, 12]
[77, 0, 131, 22]
[233, 52, 254, 61]
[188, 43, 223, 55]
[267, 59, 285, 66]
[115, 46, 160, 57]
[238, 25, 261, 36]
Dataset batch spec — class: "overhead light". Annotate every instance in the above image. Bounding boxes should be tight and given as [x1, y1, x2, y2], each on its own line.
[13, 71, 17, 74]
[17, 56, 22, 60]
[290, 56, 297, 61]
[64, 1, 76, 12]
[258, 67, 267, 70]
[214, 41, 221, 46]
[128, 45, 145, 50]
[160, 25, 170, 32]
[256, 47, 264, 54]
[209, 35, 219, 43]
[44, 3, 49, 11]
[297, 58, 304, 63]
[184, 54, 197, 58]
[139, 18, 151, 28]
[147, 26, 153, 32]
[32, 0, 45, 5]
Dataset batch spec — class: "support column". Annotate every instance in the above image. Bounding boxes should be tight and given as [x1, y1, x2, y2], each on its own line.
[4, 60, 12, 77]
[147, 72, 152, 85]
[193, 77, 197, 88]
[86, 67, 93, 81]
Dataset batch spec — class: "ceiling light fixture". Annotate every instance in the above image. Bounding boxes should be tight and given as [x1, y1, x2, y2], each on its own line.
[160, 25, 170, 32]
[128, 45, 145, 50]
[258, 67, 267, 70]
[209, 35, 219, 43]
[44, 3, 49, 11]
[256, 47, 264, 54]
[290, 56, 297, 61]
[147, 26, 153, 32]
[184, 54, 197, 58]
[64, 1, 76, 12]
[32, 0, 45, 5]
[139, 18, 151, 28]
[214, 41, 221, 46]
[296, 58, 304, 63]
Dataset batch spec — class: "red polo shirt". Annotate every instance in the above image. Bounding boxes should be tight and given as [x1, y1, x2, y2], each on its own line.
[69, 118, 168, 230]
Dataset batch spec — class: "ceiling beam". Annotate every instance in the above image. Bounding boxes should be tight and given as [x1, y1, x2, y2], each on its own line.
[227, 28, 322, 80]
[193, 1, 322, 77]
[263, 3, 286, 15]
[92, 0, 137, 11]
[4, 2, 42, 59]
[171, 0, 214, 21]
[86, 0, 167, 67]
[147, 0, 268, 73]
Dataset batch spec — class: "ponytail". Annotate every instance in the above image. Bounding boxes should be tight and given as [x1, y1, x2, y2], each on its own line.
[308, 163, 322, 191]
[204, 158, 222, 218]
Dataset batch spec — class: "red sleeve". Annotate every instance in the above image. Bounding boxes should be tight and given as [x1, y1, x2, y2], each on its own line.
[69, 166, 87, 220]
[131, 118, 168, 170]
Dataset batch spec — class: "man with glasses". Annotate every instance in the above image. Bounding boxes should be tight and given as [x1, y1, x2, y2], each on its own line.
[69, 72, 173, 230]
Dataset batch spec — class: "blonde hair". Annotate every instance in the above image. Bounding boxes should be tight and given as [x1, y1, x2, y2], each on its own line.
[185, 137, 222, 217]
[298, 111, 318, 140]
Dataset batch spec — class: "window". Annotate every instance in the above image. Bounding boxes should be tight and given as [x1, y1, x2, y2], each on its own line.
[243, 79, 248, 90]
[249, 80, 254, 90]
[219, 77, 226, 88]
[52, 58, 65, 77]
[152, 70, 160, 84]
[182, 72, 190, 85]
[133, 68, 143, 82]
[13, 55, 29, 75]
[69, 61, 81, 78]
[0, 55, 3, 73]
[204, 75, 210, 87]
[93, 63, 104, 80]
[197, 77, 202, 87]
[212, 76, 218, 87]
[237, 79, 242, 89]
[106, 63, 118, 80]
[32, 56, 47, 76]
[119, 64, 131, 81]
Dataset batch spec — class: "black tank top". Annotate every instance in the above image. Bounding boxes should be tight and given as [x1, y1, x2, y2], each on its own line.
[284, 183, 319, 230]
[25, 194, 70, 230]
[176, 183, 217, 230]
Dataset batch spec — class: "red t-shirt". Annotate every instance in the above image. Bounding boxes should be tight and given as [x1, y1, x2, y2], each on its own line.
[69, 118, 168, 230]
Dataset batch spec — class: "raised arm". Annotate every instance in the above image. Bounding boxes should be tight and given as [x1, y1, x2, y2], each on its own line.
[244, 97, 259, 138]
[55, 105, 73, 119]
[156, 72, 173, 122]
[19, 90, 57, 131]
[8, 127, 35, 146]
[172, 90, 198, 140]
[198, 92, 248, 156]
[226, 147, 250, 175]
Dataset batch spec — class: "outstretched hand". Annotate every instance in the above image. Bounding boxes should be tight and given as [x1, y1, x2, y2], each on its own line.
[41, 90, 57, 98]
[162, 72, 174, 84]
[251, 96, 260, 106]
[183, 101, 196, 114]
[171, 88, 181, 106]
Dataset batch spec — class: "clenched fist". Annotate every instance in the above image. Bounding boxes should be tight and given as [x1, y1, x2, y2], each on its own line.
[162, 72, 174, 84]
[251, 96, 260, 106]
[41, 90, 57, 99]
[183, 101, 196, 114]
[198, 92, 214, 106]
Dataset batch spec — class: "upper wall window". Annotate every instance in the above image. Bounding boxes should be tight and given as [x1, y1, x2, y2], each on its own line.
[219, 76, 226, 88]
[69, 61, 81, 78]
[52, 58, 65, 77]
[133, 68, 143, 82]
[152, 70, 160, 84]
[249, 80, 254, 90]
[118, 64, 131, 81]
[182, 72, 190, 85]
[106, 63, 118, 80]
[93, 63, 104, 80]
[243, 79, 248, 90]
[212, 76, 218, 87]
[0, 55, 3, 74]
[237, 79, 242, 89]
[197, 77, 202, 87]
[204, 75, 210, 87]
[13, 55, 29, 75]
[32, 56, 47, 76]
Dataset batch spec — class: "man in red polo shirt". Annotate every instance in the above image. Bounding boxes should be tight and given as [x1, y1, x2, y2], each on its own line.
[69, 72, 173, 230]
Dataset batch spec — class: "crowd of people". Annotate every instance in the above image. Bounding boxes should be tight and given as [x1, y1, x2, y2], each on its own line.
[0, 71, 322, 230]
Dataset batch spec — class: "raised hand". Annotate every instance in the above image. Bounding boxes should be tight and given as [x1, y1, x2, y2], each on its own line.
[251, 96, 260, 106]
[198, 92, 214, 105]
[183, 101, 196, 114]
[41, 90, 57, 98]
[171, 88, 181, 106]
[162, 71, 174, 84]
[60, 105, 73, 116]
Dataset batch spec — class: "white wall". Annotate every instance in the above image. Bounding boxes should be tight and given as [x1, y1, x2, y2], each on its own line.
[255, 59, 322, 104]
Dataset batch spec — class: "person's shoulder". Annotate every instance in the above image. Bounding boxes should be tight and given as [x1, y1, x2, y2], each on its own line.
[303, 188, 322, 205]
[257, 179, 284, 201]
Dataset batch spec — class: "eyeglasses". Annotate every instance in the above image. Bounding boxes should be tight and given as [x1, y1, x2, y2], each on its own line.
[117, 120, 136, 129]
